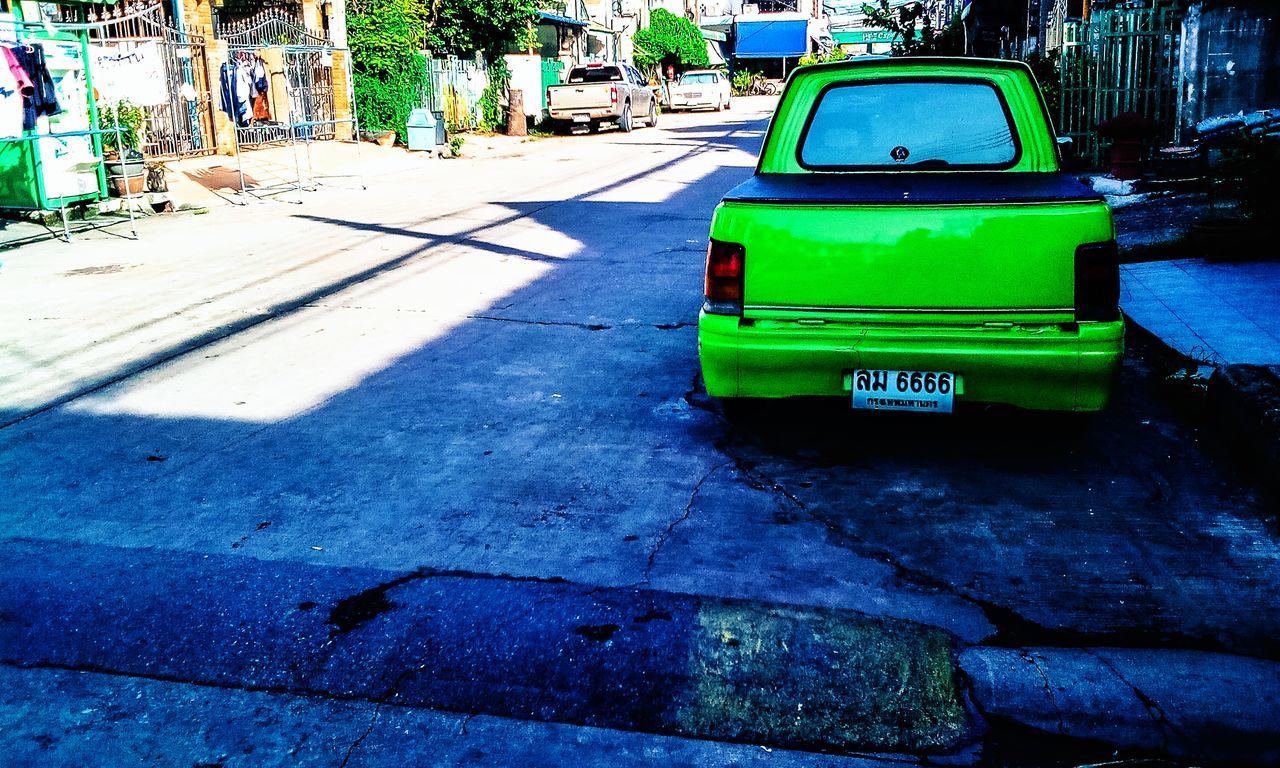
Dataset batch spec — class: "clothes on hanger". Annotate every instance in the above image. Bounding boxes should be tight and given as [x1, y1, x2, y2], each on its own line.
[218, 58, 252, 127]
[251, 55, 270, 121]
[0, 45, 33, 138]
[8, 42, 60, 130]
[221, 53, 274, 128]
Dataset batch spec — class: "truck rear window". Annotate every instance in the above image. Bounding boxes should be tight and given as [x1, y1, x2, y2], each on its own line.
[569, 66, 623, 83]
[679, 73, 718, 85]
[798, 80, 1019, 170]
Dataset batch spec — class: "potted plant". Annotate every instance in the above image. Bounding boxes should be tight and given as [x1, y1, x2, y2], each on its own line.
[99, 100, 147, 196]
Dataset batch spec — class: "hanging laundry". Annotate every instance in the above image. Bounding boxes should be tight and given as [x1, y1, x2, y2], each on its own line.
[252, 91, 270, 122]
[10, 42, 60, 131]
[252, 56, 267, 95]
[0, 46, 34, 138]
[235, 59, 252, 126]
[251, 55, 270, 122]
[218, 59, 252, 127]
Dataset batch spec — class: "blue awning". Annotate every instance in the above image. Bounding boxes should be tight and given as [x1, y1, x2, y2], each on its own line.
[538, 11, 589, 28]
[734, 18, 808, 58]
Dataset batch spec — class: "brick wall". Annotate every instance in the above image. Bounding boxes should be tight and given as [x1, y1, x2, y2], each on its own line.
[331, 49, 354, 141]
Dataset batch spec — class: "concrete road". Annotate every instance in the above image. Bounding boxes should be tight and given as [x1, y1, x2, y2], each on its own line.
[2, 100, 1278, 767]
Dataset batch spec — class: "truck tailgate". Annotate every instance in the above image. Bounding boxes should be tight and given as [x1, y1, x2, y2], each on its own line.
[550, 84, 613, 111]
[714, 173, 1112, 321]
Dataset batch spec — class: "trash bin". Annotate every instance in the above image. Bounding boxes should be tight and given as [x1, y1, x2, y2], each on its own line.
[433, 110, 446, 147]
[407, 108, 439, 151]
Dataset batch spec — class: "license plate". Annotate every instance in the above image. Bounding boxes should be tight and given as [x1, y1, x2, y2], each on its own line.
[851, 370, 955, 413]
[688, 91, 702, 97]
[573, 114, 590, 123]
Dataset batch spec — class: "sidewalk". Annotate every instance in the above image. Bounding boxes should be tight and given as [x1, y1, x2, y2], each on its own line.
[164, 133, 545, 210]
[1121, 258, 1280, 365]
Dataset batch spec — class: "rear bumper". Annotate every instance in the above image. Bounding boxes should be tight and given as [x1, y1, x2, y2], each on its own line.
[670, 99, 717, 110]
[698, 312, 1124, 412]
[548, 108, 618, 121]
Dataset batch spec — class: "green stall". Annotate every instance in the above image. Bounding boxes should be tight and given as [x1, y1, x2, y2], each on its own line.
[0, 3, 107, 213]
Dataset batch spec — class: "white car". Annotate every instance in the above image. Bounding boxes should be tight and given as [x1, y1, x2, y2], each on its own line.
[668, 70, 731, 112]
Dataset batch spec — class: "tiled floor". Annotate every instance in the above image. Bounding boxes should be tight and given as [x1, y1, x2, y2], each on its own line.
[1121, 259, 1280, 365]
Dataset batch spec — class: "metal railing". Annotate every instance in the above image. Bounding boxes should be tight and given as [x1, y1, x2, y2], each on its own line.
[1058, 5, 1184, 167]
[80, 3, 216, 159]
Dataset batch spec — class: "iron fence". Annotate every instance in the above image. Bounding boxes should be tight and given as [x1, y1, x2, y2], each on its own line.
[1058, 5, 1183, 167]
[80, 3, 216, 159]
[423, 55, 491, 132]
[218, 10, 338, 146]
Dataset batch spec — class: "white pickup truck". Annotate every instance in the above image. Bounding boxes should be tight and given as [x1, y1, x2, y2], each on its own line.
[546, 63, 658, 133]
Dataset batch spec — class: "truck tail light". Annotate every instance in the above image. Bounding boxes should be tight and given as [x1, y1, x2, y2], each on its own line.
[610, 86, 618, 105]
[1074, 240, 1119, 322]
[704, 239, 745, 315]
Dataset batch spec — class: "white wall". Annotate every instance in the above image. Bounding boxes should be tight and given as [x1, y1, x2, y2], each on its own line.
[504, 53, 543, 117]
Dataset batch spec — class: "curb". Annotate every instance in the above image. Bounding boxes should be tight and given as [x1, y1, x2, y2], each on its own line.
[960, 647, 1280, 766]
[1207, 364, 1280, 491]
[1124, 314, 1280, 500]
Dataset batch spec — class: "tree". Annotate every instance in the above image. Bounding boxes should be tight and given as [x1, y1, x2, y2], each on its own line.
[860, 0, 964, 56]
[348, 0, 428, 135]
[633, 8, 710, 71]
[348, 0, 537, 138]
[426, 0, 539, 62]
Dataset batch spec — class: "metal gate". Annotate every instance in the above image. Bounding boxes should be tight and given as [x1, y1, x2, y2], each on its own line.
[425, 55, 489, 132]
[79, 3, 215, 158]
[539, 59, 564, 112]
[1059, 5, 1183, 167]
[216, 9, 336, 142]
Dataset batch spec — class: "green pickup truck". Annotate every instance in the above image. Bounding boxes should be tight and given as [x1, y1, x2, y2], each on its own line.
[699, 57, 1122, 414]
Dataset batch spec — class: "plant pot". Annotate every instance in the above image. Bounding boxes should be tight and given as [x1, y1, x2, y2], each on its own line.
[109, 173, 147, 197]
[359, 130, 397, 147]
[104, 158, 146, 178]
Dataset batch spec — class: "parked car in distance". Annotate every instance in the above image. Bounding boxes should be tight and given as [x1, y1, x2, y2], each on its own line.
[547, 63, 658, 133]
[668, 69, 731, 111]
[699, 57, 1123, 414]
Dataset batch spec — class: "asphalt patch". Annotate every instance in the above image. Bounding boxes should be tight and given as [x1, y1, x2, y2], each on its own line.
[0, 539, 972, 755]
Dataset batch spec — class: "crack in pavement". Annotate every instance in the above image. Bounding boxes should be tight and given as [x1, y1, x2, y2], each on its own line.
[469, 315, 699, 333]
[1085, 650, 1189, 755]
[457, 712, 478, 736]
[469, 314, 612, 331]
[680, 376, 1262, 655]
[642, 460, 733, 583]
[337, 701, 382, 768]
[1016, 648, 1067, 735]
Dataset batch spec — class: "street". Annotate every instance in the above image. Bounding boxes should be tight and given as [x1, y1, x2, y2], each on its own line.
[2, 98, 1278, 766]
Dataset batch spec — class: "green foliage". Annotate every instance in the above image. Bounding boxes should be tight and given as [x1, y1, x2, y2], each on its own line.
[731, 69, 754, 96]
[797, 48, 848, 67]
[860, 0, 963, 56]
[348, 0, 427, 138]
[479, 59, 511, 132]
[1024, 51, 1061, 124]
[426, 0, 538, 61]
[99, 100, 145, 156]
[449, 135, 466, 156]
[633, 8, 709, 71]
